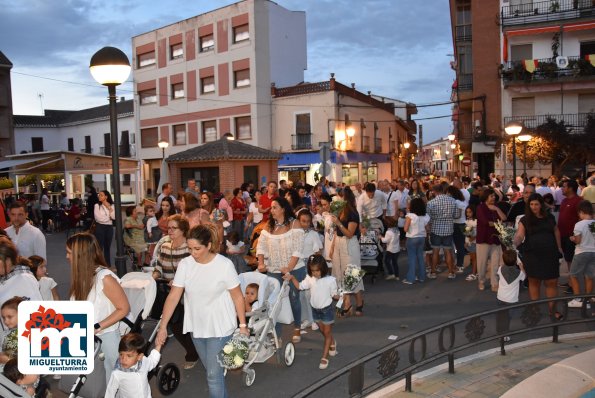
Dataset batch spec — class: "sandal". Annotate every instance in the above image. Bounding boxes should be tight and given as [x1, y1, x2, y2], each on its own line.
[338, 305, 352, 318]
[319, 357, 329, 370]
[292, 328, 301, 343]
[355, 303, 364, 317]
[329, 340, 337, 357]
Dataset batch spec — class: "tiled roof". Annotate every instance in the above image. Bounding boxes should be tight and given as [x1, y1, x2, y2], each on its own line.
[0, 51, 12, 68]
[13, 100, 133, 127]
[167, 137, 281, 162]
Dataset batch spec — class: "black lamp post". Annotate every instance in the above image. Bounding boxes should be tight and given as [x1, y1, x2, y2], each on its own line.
[404, 142, 411, 177]
[518, 134, 532, 177]
[505, 121, 523, 180]
[90, 46, 131, 277]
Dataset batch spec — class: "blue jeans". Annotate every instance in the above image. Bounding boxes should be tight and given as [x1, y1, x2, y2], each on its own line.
[453, 224, 466, 267]
[270, 266, 306, 329]
[384, 251, 400, 277]
[406, 237, 426, 282]
[192, 334, 233, 398]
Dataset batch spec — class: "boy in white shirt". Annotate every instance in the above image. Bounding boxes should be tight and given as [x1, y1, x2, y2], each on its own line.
[496, 249, 526, 342]
[105, 333, 162, 398]
[567, 200, 595, 308]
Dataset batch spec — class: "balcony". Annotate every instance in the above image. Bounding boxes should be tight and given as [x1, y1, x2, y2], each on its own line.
[501, 0, 595, 26]
[99, 144, 136, 157]
[362, 136, 370, 152]
[501, 56, 595, 84]
[374, 138, 382, 153]
[455, 24, 472, 41]
[503, 113, 593, 129]
[80, 148, 93, 154]
[458, 74, 473, 91]
[291, 134, 312, 150]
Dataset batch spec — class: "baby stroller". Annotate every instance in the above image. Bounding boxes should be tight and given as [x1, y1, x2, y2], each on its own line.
[360, 218, 384, 284]
[60, 272, 180, 397]
[234, 272, 295, 387]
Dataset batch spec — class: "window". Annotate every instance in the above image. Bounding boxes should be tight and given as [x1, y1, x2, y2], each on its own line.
[234, 69, 250, 88]
[200, 34, 214, 52]
[84, 136, 91, 153]
[173, 124, 187, 145]
[138, 51, 156, 68]
[243, 166, 258, 186]
[512, 97, 535, 117]
[140, 89, 157, 105]
[295, 113, 311, 135]
[510, 44, 533, 61]
[68, 138, 74, 152]
[31, 137, 44, 152]
[170, 43, 183, 60]
[235, 116, 251, 140]
[578, 94, 595, 113]
[233, 24, 249, 43]
[201, 76, 215, 94]
[103, 133, 111, 156]
[202, 120, 217, 143]
[141, 127, 159, 148]
[172, 83, 184, 99]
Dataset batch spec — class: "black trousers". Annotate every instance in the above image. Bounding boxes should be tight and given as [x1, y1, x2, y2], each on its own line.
[94, 223, 113, 266]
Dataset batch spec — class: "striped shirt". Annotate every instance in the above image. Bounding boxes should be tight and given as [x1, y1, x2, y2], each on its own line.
[155, 241, 190, 280]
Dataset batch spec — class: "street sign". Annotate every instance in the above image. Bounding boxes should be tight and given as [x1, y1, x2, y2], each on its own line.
[319, 143, 331, 163]
[462, 156, 471, 166]
[319, 160, 332, 177]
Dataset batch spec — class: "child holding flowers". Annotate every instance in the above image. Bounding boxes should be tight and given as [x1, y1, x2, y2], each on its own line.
[464, 206, 478, 281]
[284, 254, 339, 370]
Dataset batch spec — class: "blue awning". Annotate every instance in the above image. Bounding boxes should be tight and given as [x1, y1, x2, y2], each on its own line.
[278, 152, 321, 165]
[278, 151, 390, 165]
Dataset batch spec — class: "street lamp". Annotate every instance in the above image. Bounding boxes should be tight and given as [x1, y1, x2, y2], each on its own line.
[158, 139, 169, 160]
[505, 121, 523, 180]
[518, 134, 532, 177]
[447, 133, 455, 141]
[90, 46, 131, 278]
[403, 142, 411, 176]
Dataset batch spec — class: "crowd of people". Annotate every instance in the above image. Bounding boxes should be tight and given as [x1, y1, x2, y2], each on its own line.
[0, 171, 594, 397]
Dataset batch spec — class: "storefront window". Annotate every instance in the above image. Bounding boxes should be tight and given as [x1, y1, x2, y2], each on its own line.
[341, 165, 359, 186]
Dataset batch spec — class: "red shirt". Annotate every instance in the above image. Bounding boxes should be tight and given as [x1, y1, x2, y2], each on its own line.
[558, 195, 582, 237]
[259, 193, 278, 222]
[230, 197, 246, 221]
[476, 202, 500, 245]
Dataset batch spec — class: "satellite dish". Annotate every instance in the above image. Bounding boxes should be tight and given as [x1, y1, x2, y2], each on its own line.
[556, 56, 569, 69]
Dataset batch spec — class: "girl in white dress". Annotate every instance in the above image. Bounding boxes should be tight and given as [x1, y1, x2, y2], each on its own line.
[29, 255, 59, 300]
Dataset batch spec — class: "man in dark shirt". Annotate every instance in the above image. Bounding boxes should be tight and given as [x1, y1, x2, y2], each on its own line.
[506, 184, 536, 224]
[558, 180, 582, 294]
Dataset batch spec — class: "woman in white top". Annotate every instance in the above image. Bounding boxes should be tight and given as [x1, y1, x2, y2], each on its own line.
[40, 188, 50, 232]
[93, 190, 116, 266]
[256, 197, 305, 343]
[245, 190, 263, 242]
[403, 197, 431, 284]
[67, 233, 130, 385]
[156, 224, 248, 398]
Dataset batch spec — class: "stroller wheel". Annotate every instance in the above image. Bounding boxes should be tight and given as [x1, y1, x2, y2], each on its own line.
[157, 363, 180, 395]
[243, 368, 256, 387]
[283, 342, 295, 367]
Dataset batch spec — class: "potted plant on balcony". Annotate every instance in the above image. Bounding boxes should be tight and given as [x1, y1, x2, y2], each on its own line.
[538, 60, 559, 79]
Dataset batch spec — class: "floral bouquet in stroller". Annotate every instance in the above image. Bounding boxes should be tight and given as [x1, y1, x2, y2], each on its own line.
[217, 334, 251, 370]
[342, 264, 365, 293]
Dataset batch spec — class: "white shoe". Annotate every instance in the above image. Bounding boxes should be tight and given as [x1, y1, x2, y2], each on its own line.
[456, 267, 464, 274]
[301, 320, 312, 330]
[385, 275, 396, 280]
[311, 322, 319, 331]
[568, 298, 583, 308]
[448, 273, 456, 279]
[466, 274, 478, 281]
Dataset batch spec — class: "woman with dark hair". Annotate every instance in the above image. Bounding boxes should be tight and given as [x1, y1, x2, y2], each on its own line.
[476, 188, 507, 291]
[408, 179, 426, 203]
[181, 192, 208, 229]
[230, 187, 247, 240]
[156, 224, 248, 398]
[328, 187, 363, 316]
[447, 185, 468, 274]
[284, 188, 304, 214]
[94, 190, 115, 265]
[513, 193, 564, 320]
[85, 186, 99, 229]
[403, 197, 430, 284]
[67, 233, 130, 384]
[156, 196, 175, 236]
[256, 197, 305, 343]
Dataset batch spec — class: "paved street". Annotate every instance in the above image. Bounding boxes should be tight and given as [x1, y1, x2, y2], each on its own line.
[43, 231, 594, 397]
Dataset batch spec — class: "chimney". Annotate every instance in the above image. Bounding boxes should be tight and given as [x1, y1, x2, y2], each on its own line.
[120, 96, 125, 102]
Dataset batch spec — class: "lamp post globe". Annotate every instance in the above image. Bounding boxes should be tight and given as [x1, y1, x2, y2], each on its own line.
[447, 133, 455, 141]
[504, 121, 523, 181]
[518, 134, 532, 176]
[89, 46, 131, 277]
[158, 139, 169, 160]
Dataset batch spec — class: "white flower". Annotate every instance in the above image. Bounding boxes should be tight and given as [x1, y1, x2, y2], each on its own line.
[233, 355, 244, 366]
[351, 268, 360, 277]
[223, 344, 233, 354]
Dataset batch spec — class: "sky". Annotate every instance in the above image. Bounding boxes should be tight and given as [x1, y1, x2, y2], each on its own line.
[0, 0, 455, 144]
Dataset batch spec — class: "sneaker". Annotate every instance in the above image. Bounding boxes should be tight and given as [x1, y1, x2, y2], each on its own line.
[385, 275, 396, 281]
[448, 273, 456, 279]
[456, 267, 464, 274]
[301, 320, 312, 330]
[427, 273, 437, 279]
[311, 322, 319, 331]
[425, 266, 431, 273]
[568, 298, 583, 308]
[466, 274, 478, 281]
[402, 279, 413, 285]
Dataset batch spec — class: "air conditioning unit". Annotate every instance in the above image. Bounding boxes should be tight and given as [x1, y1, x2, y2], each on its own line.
[556, 56, 569, 69]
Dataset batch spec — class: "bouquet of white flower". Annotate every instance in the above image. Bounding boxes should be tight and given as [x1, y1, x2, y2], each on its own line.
[217, 334, 251, 370]
[330, 200, 346, 216]
[494, 220, 516, 250]
[463, 225, 475, 237]
[342, 264, 365, 293]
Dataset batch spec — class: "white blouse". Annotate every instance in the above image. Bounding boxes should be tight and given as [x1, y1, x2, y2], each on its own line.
[299, 275, 338, 309]
[87, 268, 120, 335]
[405, 213, 430, 239]
[256, 228, 304, 273]
[94, 203, 115, 225]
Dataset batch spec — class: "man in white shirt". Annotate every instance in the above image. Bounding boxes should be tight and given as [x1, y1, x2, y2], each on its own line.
[156, 183, 177, 209]
[393, 180, 409, 212]
[356, 183, 386, 221]
[379, 180, 396, 218]
[353, 182, 364, 199]
[536, 178, 553, 197]
[5, 201, 46, 259]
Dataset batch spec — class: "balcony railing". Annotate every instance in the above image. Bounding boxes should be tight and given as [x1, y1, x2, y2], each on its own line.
[291, 134, 312, 150]
[501, 0, 595, 26]
[362, 136, 370, 152]
[503, 113, 594, 129]
[99, 144, 135, 157]
[374, 138, 382, 153]
[458, 74, 473, 91]
[455, 24, 472, 41]
[80, 148, 93, 154]
[501, 56, 595, 83]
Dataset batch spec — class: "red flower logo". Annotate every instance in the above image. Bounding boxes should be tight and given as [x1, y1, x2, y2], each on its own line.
[21, 305, 72, 350]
